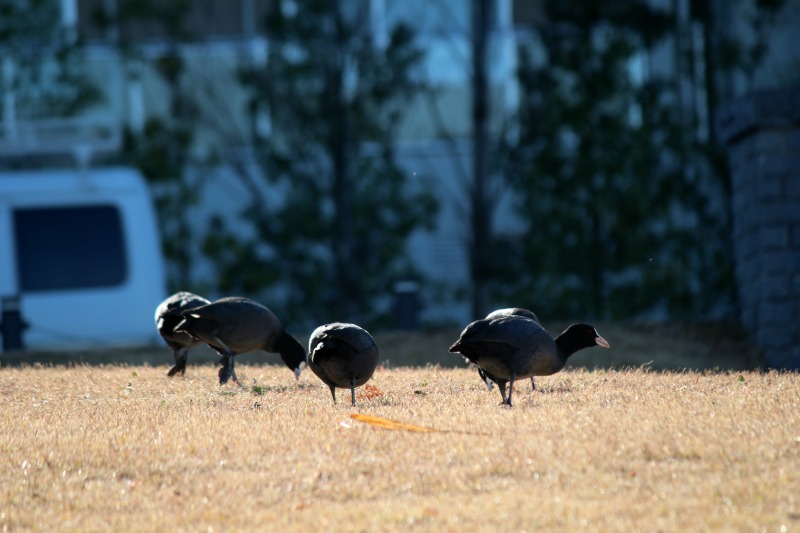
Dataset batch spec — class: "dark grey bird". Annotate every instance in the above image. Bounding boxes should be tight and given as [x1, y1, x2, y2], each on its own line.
[307, 322, 380, 406]
[479, 308, 540, 391]
[449, 316, 609, 406]
[175, 297, 306, 385]
[155, 291, 211, 377]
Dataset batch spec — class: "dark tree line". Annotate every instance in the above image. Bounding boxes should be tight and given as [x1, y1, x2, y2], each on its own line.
[208, 1, 437, 327]
[491, 0, 786, 320]
[6, 0, 788, 327]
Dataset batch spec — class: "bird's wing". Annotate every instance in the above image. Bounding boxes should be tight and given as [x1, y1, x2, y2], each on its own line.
[451, 316, 543, 352]
[310, 323, 376, 353]
[156, 292, 209, 323]
[183, 298, 276, 326]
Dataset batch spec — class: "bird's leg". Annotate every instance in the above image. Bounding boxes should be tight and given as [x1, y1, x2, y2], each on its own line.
[229, 360, 240, 386]
[167, 348, 189, 377]
[212, 337, 238, 385]
[506, 373, 516, 407]
[531, 377, 536, 392]
[479, 368, 493, 391]
[218, 354, 239, 385]
[350, 375, 356, 407]
[329, 385, 337, 405]
[497, 380, 508, 405]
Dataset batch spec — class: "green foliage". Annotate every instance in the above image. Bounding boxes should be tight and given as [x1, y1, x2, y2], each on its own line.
[112, 0, 203, 292]
[121, 116, 200, 291]
[210, 0, 437, 327]
[0, 0, 100, 120]
[502, 0, 734, 320]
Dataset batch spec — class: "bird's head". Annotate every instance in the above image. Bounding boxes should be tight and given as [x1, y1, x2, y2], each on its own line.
[557, 324, 610, 356]
[276, 331, 308, 379]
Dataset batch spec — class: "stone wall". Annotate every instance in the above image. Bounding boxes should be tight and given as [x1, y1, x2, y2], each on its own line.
[716, 89, 800, 369]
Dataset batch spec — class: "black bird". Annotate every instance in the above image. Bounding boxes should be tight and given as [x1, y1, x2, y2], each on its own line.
[307, 322, 379, 406]
[175, 297, 306, 385]
[155, 291, 211, 377]
[479, 308, 540, 391]
[449, 316, 609, 406]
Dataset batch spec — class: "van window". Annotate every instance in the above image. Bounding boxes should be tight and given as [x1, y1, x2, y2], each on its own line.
[13, 205, 127, 292]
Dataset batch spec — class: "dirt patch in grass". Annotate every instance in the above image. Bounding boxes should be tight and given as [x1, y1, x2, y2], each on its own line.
[1, 364, 797, 531]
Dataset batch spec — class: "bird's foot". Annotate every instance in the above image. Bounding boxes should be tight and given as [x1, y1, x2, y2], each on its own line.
[167, 364, 187, 377]
[168, 355, 188, 377]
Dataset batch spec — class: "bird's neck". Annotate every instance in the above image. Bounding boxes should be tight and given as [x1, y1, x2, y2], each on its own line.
[274, 330, 306, 370]
[554, 333, 583, 360]
[274, 330, 296, 353]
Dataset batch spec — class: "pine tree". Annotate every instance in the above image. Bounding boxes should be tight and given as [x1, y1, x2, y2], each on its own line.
[503, 0, 733, 320]
[205, 0, 437, 327]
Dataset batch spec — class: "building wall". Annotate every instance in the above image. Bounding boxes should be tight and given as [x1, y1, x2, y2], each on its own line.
[716, 89, 800, 369]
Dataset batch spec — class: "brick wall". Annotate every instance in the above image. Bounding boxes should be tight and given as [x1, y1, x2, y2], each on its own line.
[716, 89, 800, 369]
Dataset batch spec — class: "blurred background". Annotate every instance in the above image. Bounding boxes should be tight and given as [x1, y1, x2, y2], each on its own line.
[1, 0, 798, 367]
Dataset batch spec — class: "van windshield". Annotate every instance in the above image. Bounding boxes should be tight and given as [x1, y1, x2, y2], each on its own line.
[13, 205, 127, 292]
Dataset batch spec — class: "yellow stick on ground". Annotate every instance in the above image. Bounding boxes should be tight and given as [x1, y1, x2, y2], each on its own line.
[350, 413, 436, 433]
[350, 413, 488, 435]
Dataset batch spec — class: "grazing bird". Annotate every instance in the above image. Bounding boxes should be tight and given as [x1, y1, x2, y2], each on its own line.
[479, 308, 540, 391]
[307, 322, 379, 406]
[155, 291, 211, 377]
[449, 316, 609, 406]
[175, 297, 306, 385]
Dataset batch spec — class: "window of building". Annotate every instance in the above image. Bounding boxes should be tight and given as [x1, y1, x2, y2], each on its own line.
[13, 204, 127, 292]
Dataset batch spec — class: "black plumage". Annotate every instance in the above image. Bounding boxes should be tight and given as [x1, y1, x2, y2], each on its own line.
[479, 308, 540, 391]
[485, 307, 540, 323]
[307, 322, 379, 406]
[175, 297, 306, 385]
[155, 291, 211, 377]
[449, 316, 609, 406]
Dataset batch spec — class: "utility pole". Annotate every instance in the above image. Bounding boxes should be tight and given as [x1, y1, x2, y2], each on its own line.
[470, 0, 491, 319]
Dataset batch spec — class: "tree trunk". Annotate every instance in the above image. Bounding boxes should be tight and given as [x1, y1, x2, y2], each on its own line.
[329, 4, 360, 321]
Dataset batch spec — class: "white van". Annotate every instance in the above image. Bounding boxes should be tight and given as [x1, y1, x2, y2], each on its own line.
[0, 166, 166, 353]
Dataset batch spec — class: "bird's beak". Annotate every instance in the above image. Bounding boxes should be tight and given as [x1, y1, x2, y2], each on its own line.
[294, 367, 302, 380]
[595, 336, 610, 348]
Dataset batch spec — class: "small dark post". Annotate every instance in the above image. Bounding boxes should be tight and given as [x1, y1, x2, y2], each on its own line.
[392, 280, 422, 331]
[1, 295, 28, 352]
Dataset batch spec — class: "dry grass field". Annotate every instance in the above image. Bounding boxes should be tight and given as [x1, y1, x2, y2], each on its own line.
[1, 324, 798, 531]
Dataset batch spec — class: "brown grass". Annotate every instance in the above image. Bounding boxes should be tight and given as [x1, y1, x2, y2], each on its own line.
[1, 361, 798, 532]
